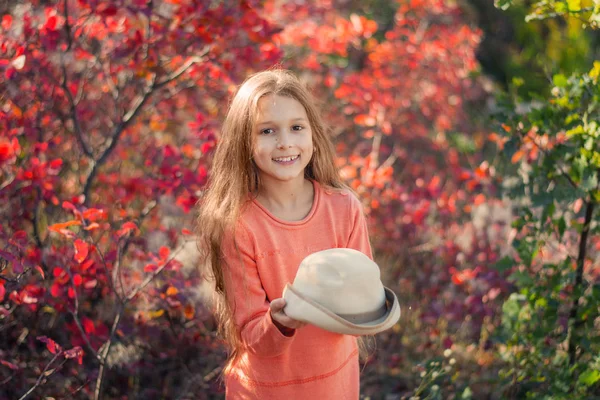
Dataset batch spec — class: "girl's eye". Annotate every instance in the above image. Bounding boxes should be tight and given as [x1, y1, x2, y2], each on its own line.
[260, 128, 274, 135]
[292, 125, 304, 131]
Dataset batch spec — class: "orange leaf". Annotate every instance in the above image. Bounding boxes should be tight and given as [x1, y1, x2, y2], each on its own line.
[511, 150, 524, 164]
[184, 304, 195, 319]
[473, 194, 486, 205]
[354, 114, 376, 126]
[73, 239, 89, 263]
[48, 220, 81, 232]
[84, 222, 100, 231]
[82, 208, 106, 221]
[181, 228, 192, 235]
[166, 286, 179, 296]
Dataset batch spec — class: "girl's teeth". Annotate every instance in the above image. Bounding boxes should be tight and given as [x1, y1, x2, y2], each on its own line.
[274, 155, 298, 162]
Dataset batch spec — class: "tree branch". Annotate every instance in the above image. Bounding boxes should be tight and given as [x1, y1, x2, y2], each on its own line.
[82, 51, 209, 205]
[567, 200, 595, 366]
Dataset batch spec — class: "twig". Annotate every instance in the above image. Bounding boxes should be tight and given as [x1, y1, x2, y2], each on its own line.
[125, 241, 190, 302]
[18, 353, 66, 400]
[65, 264, 101, 362]
[520, 128, 578, 189]
[93, 306, 123, 400]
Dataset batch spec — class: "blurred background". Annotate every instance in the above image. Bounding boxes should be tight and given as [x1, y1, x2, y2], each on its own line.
[1, 0, 599, 399]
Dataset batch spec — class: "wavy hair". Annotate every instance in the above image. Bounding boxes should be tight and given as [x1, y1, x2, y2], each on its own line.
[196, 69, 347, 364]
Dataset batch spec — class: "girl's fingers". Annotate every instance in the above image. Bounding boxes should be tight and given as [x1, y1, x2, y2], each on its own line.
[269, 298, 286, 314]
[270, 298, 307, 330]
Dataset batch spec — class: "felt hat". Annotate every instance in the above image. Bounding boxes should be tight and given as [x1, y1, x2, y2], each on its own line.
[282, 248, 400, 335]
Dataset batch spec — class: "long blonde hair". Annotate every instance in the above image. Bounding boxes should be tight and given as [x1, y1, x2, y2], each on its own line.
[196, 69, 346, 362]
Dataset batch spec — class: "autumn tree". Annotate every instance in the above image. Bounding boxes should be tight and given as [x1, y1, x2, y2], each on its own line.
[1, 1, 281, 398]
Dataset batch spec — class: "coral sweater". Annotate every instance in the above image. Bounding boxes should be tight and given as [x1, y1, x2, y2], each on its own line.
[221, 180, 373, 400]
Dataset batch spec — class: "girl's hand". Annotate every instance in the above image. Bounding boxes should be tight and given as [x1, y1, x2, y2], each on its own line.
[270, 298, 307, 335]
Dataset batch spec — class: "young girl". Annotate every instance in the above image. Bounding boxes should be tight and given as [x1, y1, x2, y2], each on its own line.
[197, 69, 373, 399]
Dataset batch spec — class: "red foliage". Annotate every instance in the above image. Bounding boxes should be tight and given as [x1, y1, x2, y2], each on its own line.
[0, 0, 507, 398]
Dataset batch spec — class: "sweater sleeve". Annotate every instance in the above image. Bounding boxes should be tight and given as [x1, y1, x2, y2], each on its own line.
[346, 193, 374, 259]
[221, 222, 295, 358]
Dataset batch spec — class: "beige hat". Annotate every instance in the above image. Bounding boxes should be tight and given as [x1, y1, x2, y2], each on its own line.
[282, 248, 400, 335]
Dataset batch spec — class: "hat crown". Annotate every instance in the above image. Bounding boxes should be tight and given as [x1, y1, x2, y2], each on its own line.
[292, 248, 386, 315]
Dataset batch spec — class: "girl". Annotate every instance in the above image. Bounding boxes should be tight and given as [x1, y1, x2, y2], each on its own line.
[197, 69, 373, 399]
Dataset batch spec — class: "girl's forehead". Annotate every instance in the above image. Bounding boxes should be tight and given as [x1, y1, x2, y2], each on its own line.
[256, 94, 307, 117]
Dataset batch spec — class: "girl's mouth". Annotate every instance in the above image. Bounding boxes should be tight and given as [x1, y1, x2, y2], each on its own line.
[272, 155, 300, 164]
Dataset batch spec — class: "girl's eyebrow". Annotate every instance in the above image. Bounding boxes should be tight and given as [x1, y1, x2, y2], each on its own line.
[256, 117, 308, 127]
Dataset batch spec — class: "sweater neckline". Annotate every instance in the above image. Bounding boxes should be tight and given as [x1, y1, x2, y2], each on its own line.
[251, 180, 320, 226]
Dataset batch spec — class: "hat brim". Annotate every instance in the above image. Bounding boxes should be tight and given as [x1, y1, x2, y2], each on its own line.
[282, 283, 401, 336]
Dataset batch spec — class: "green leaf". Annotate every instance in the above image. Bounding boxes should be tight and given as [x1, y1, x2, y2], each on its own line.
[578, 369, 600, 386]
[494, 0, 512, 10]
[509, 270, 535, 286]
[581, 172, 598, 192]
[566, 125, 585, 137]
[503, 293, 524, 321]
[461, 387, 473, 399]
[494, 256, 515, 272]
[553, 74, 569, 88]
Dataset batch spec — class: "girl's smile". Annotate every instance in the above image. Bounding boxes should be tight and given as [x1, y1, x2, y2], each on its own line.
[272, 154, 300, 164]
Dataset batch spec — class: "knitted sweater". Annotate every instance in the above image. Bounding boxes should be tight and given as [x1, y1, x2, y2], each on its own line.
[221, 180, 373, 399]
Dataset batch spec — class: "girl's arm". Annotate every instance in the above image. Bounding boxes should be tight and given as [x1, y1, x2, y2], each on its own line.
[221, 223, 296, 358]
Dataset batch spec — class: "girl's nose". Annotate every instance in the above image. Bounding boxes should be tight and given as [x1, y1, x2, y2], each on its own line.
[277, 132, 292, 149]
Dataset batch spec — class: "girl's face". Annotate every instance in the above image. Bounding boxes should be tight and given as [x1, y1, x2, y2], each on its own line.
[252, 94, 314, 187]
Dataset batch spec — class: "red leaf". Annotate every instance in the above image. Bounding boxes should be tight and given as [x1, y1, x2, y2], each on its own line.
[45, 15, 57, 31]
[0, 359, 18, 370]
[181, 228, 192, 235]
[49, 159, 63, 169]
[47, 339, 59, 354]
[63, 346, 84, 365]
[73, 239, 89, 263]
[0, 282, 5, 301]
[38, 336, 61, 354]
[159, 246, 170, 260]
[67, 287, 75, 299]
[73, 274, 83, 286]
[53, 267, 65, 277]
[100, 4, 118, 16]
[1, 15, 12, 30]
[62, 201, 76, 211]
[117, 221, 137, 238]
[82, 317, 95, 334]
[200, 141, 214, 154]
[80, 259, 94, 271]
[143, 264, 158, 273]
[50, 283, 61, 297]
